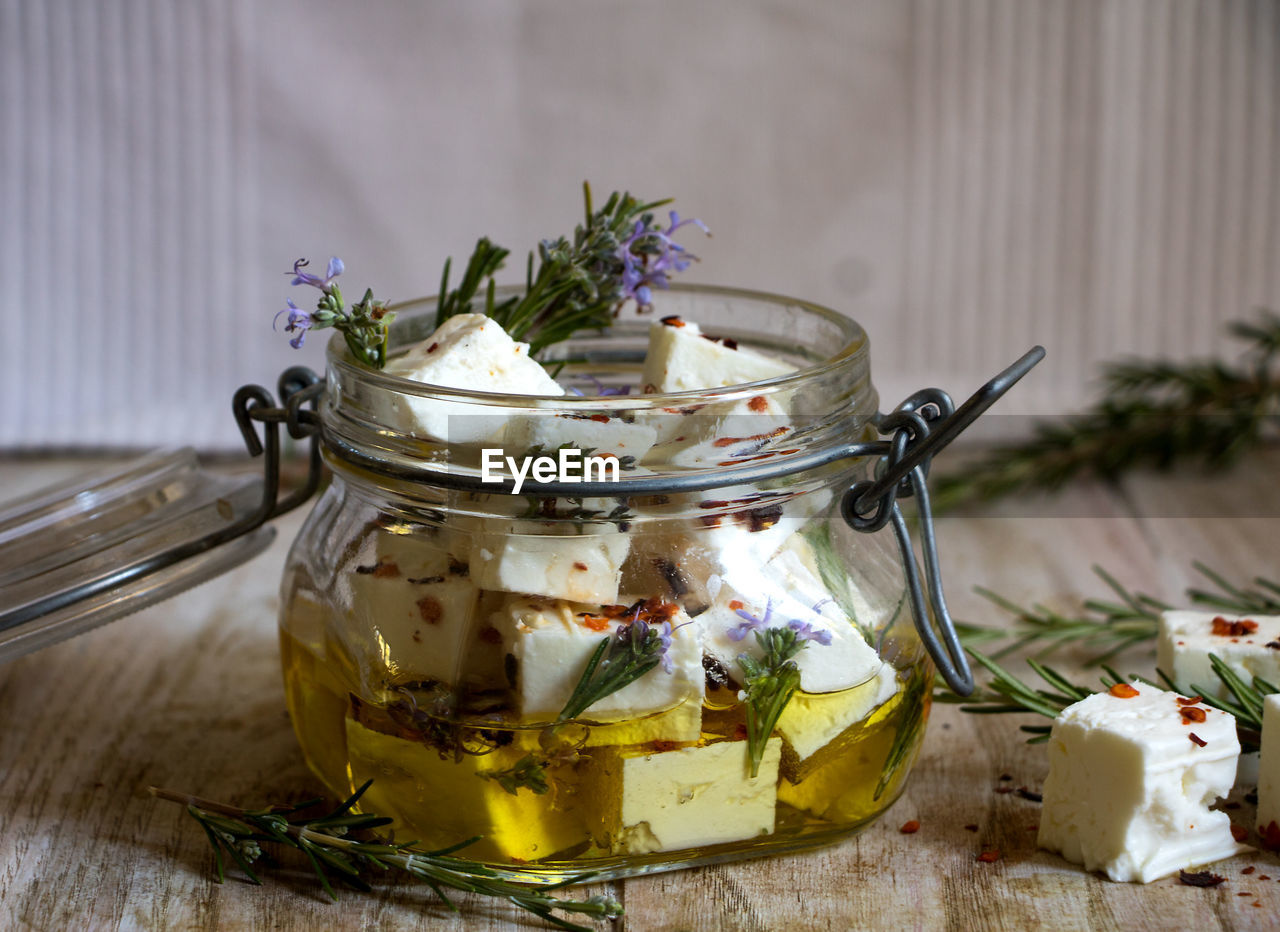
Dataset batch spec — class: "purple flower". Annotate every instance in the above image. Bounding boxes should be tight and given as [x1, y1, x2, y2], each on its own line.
[617, 211, 710, 308]
[726, 600, 774, 642]
[273, 298, 313, 348]
[788, 619, 833, 646]
[289, 256, 344, 292]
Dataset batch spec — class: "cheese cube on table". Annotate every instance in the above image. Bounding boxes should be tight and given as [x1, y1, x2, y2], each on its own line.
[641, 317, 794, 393]
[1258, 694, 1280, 846]
[587, 738, 782, 854]
[1157, 610, 1280, 699]
[471, 522, 630, 603]
[698, 550, 884, 694]
[343, 529, 500, 685]
[374, 314, 564, 442]
[489, 595, 704, 740]
[1037, 682, 1247, 882]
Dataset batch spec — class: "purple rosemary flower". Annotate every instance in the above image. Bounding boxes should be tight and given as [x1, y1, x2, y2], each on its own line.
[273, 298, 313, 348]
[726, 599, 774, 642]
[289, 256, 344, 292]
[788, 619, 833, 646]
[617, 211, 710, 308]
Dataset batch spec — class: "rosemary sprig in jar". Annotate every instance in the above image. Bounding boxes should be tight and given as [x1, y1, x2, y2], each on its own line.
[149, 781, 622, 930]
[931, 311, 1280, 510]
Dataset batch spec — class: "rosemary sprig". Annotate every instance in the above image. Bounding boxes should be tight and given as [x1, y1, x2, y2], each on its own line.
[437, 183, 707, 355]
[556, 613, 673, 723]
[150, 781, 621, 930]
[275, 258, 393, 368]
[932, 310, 1280, 509]
[1186, 560, 1280, 614]
[737, 626, 806, 778]
[955, 566, 1166, 665]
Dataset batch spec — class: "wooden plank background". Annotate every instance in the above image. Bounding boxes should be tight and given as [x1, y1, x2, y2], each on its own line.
[2, 451, 1279, 930]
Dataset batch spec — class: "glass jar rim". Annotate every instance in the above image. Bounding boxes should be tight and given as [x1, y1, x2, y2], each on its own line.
[324, 282, 871, 412]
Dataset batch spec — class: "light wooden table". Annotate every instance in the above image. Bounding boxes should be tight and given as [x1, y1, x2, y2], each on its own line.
[3, 452, 1279, 931]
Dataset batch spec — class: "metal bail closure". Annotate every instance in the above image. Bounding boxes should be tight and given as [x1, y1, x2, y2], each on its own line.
[840, 346, 1046, 695]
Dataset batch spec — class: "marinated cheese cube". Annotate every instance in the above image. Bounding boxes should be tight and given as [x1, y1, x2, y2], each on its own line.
[776, 664, 900, 769]
[471, 522, 630, 603]
[699, 550, 883, 694]
[374, 313, 564, 441]
[587, 738, 782, 854]
[1037, 682, 1247, 883]
[489, 595, 704, 736]
[344, 530, 499, 685]
[1157, 610, 1280, 699]
[505, 412, 658, 462]
[1258, 694, 1280, 844]
[640, 317, 793, 393]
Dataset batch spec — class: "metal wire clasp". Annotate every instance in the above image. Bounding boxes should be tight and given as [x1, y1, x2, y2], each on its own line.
[841, 347, 1046, 695]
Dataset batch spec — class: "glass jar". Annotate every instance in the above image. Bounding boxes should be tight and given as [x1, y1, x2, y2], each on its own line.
[279, 286, 945, 882]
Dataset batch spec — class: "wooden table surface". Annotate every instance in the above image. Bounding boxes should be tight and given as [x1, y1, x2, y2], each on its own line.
[3, 451, 1279, 931]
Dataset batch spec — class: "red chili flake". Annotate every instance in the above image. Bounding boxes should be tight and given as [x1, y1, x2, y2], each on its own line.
[356, 558, 400, 578]
[733, 723, 749, 740]
[964, 824, 979, 832]
[1267, 641, 1280, 650]
[425, 342, 439, 354]
[1176, 696, 1202, 706]
[589, 414, 610, 423]
[899, 820, 920, 834]
[660, 315, 686, 327]
[747, 395, 768, 412]
[1211, 616, 1258, 637]
[1179, 870, 1226, 887]
[416, 596, 443, 625]
[578, 614, 611, 632]
[995, 786, 1016, 794]
[1261, 821, 1280, 850]
[1189, 733, 1208, 747]
[712, 426, 791, 447]
[976, 849, 1002, 863]
[1232, 824, 1250, 843]
[572, 561, 589, 571]
[1236, 891, 1252, 897]
[1260, 875, 1271, 880]
[1109, 683, 1140, 699]
[478, 625, 502, 645]
[1180, 706, 1208, 724]
[406, 574, 444, 585]
[650, 740, 682, 753]
[1242, 866, 1256, 875]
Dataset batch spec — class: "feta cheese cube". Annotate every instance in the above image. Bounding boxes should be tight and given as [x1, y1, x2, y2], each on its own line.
[489, 595, 704, 735]
[644, 395, 795, 467]
[1258, 694, 1280, 844]
[471, 522, 630, 603]
[699, 549, 884, 694]
[1037, 683, 1247, 882]
[641, 317, 793, 393]
[1157, 610, 1280, 699]
[505, 412, 658, 463]
[343, 530, 499, 685]
[777, 664, 900, 765]
[587, 738, 781, 854]
[375, 314, 564, 441]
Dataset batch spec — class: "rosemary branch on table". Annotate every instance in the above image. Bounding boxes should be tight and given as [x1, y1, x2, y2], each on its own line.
[149, 781, 621, 931]
[931, 310, 1280, 510]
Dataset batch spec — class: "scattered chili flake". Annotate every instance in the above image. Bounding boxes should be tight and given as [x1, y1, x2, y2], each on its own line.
[1260, 820, 1280, 850]
[1017, 787, 1043, 802]
[1242, 866, 1256, 875]
[995, 786, 1016, 794]
[976, 849, 1002, 863]
[1109, 683, 1140, 699]
[572, 561, 589, 571]
[578, 614, 611, 632]
[407, 574, 445, 585]
[732, 722, 749, 740]
[1176, 695, 1202, 706]
[1236, 891, 1252, 897]
[1211, 616, 1258, 637]
[747, 395, 768, 412]
[728, 599, 745, 611]
[426, 341, 439, 354]
[712, 426, 791, 448]
[964, 824, 979, 832]
[1260, 875, 1271, 881]
[650, 740, 682, 753]
[1180, 706, 1208, 725]
[1267, 641, 1280, 650]
[999, 773, 1013, 781]
[1232, 824, 1250, 843]
[478, 625, 502, 645]
[900, 820, 920, 834]
[660, 315, 686, 327]
[416, 596, 443, 625]
[447, 557, 470, 577]
[1189, 733, 1208, 747]
[1179, 870, 1226, 887]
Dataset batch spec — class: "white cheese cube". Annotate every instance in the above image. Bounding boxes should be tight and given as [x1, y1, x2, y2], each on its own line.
[376, 313, 564, 441]
[641, 317, 794, 393]
[1258, 694, 1280, 843]
[344, 530, 497, 685]
[489, 595, 704, 733]
[505, 412, 658, 463]
[588, 738, 781, 854]
[777, 664, 899, 763]
[1157, 610, 1280, 699]
[699, 549, 883, 694]
[472, 523, 630, 603]
[1037, 682, 1247, 883]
